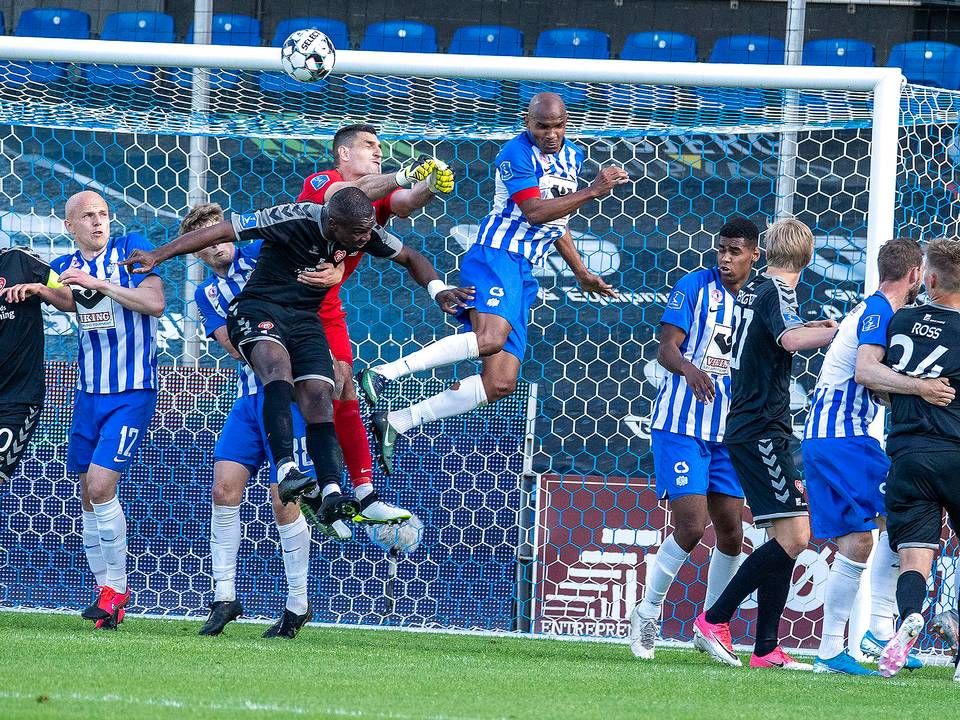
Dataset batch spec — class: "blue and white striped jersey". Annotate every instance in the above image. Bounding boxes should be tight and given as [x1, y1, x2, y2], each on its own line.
[804, 291, 893, 439]
[194, 240, 263, 398]
[52, 234, 159, 394]
[650, 268, 736, 442]
[474, 131, 584, 265]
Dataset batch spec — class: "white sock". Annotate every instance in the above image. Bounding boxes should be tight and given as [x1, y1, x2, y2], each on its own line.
[91, 496, 127, 594]
[869, 532, 900, 640]
[355, 482, 374, 501]
[705, 549, 742, 610]
[211, 504, 241, 602]
[637, 534, 690, 619]
[375, 333, 479, 381]
[321, 482, 342, 499]
[276, 460, 297, 483]
[819, 553, 867, 659]
[82, 509, 108, 586]
[388, 374, 488, 434]
[278, 515, 310, 616]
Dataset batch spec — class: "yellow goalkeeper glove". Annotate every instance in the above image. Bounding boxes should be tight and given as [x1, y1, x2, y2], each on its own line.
[395, 156, 436, 188]
[428, 158, 455, 195]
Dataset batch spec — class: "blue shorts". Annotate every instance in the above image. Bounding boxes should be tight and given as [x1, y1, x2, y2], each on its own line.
[801, 434, 889, 540]
[455, 244, 540, 361]
[213, 393, 314, 484]
[651, 429, 743, 500]
[67, 389, 157, 474]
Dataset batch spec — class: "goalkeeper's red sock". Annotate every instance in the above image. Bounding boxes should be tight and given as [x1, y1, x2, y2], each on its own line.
[333, 399, 374, 489]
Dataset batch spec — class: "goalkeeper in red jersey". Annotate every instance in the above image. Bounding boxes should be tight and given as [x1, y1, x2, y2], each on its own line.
[298, 123, 459, 522]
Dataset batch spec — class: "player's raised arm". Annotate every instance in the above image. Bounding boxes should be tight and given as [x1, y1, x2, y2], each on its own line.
[121, 221, 235, 273]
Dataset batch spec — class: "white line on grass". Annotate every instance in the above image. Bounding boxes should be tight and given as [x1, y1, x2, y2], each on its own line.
[0, 690, 507, 720]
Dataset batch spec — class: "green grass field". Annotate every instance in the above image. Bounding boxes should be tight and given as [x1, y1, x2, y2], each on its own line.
[0, 611, 955, 720]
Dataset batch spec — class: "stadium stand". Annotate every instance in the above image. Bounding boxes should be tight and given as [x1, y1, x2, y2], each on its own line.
[887, 40, 960, 89]
[436, 25, 524, 102]
[176, 14, 261, 90]
[520, 28, 611, 106]
[345, 20, 438, 102]
[84, 12, 175, 87]
[803, 38, 876, 67]
[620, 31, 698, 62]
[8, 8, 90, 84]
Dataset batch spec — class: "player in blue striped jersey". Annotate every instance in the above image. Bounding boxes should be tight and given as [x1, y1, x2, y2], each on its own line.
[801, 238, 953, 674]
[357, 93, 628, 473]
[630, 218, 760, 660]
[50, 191, 166, 629]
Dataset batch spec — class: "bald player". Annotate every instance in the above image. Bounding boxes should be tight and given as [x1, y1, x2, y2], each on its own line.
[358, 93, 629, 474]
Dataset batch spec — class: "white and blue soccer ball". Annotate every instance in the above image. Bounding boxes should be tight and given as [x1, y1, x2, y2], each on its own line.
[365, 513, 424, 555]
[280, 29, 336, 83]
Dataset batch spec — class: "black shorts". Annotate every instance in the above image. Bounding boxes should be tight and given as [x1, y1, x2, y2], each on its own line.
[727, 436, 808, 527]
[886, 450, 960, 551]
[0, 403, 42, 483]
[227, 298, 334, 387]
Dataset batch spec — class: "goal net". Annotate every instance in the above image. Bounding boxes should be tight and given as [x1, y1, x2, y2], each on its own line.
[0, 38, 955, 656]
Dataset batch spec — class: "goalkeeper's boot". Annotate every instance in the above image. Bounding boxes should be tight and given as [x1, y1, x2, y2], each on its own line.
[692, 612, 742, 667]
[954, 657, 960, 682]
[356, 369, 388, 408]
[931, 608, 959, 653]
[277, 465, 316, 505]
[878, 613, 924, 678]
[299, 493, 353, 541]
[198, 599, 244, 636]
[93, 587, 131, 630]
[860, 629, 924, 670]
[813, 650, 879, 676]
[749, 647, 812, 671]
[370, 411, 398, 476]
[353, 491, 411, 525]
[263, 602, 312, 639]
[81, 586, 109, 621]
[628, 606, 658, 660]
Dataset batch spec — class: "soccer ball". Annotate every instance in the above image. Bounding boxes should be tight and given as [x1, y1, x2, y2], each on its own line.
[365, 513, 424, 555]
[280, 29, 336, 83]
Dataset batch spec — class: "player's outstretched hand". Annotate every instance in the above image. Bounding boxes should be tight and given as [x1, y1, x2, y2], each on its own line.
[435, 286, 475, 315]
[396, 156, 436, 188]
[919, 376, 955, 407]
[57, 268, 104, 290]
[298, 262, 344, 289]
[3, 283, 44, 303]
[804, 319, 839, 329]
[118, 249, 160, 274]
[682, 362, 716, 404]
[427, 158, 455, 195]
[589, 166, 630, 198]
[577, 271, 616, 299]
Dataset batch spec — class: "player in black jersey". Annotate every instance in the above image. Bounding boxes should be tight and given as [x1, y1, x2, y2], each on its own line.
[0, 247, 74, 483]
[123, 188, 468, 524]
[693, 218, 838, 669]
[877, 238, 960, 678]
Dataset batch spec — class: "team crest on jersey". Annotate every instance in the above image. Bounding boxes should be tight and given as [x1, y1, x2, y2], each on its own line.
[861, 314, 881, 332]
[0, 277, 6, 293]
[710, 288, 723, 304]
[795, 479, 805, 495]
[71, 257, 83, 268]
[206, 285, 218, 299]
[499, 161, 514, 180]
[258, 321, 274, 330]
[310, 174, 331, 191]
[667, 290, 685, 310]
[333, 249, 347, 263]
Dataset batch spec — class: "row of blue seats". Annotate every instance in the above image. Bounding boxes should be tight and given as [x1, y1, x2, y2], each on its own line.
[5, 9, 960, 93]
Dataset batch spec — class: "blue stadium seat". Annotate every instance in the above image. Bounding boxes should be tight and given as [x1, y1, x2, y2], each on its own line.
[176, 14, 262, 90]
[85, 12, 175, 87]
[521, 28, 610, 107]
[803, 38, 875, 67]
[346, 21, 438, 101]
[259, 18, 349, 94]
[621, 31, 697, 62]
[888, 41, 960, 89]
[437, 25, 523, 102]
[709, 35, 785, 64]
[7, 8, 91, 85]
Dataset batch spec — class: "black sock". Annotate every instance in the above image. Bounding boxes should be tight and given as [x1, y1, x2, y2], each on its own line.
[753, 542, 797, 657]
[263, 380, 296, 466]
[305, 422, 344, 491]
[706, 538, 792, 626]
[896, 570, 927, 620]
